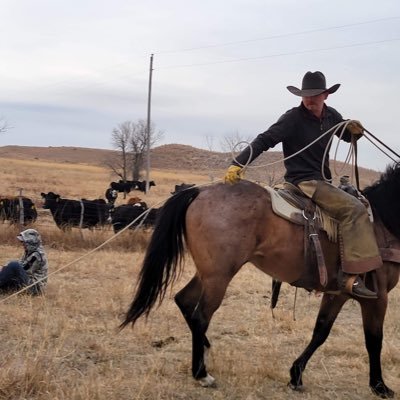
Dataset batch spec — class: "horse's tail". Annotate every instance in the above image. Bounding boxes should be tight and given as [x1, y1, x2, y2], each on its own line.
[120, 187, 201, 329]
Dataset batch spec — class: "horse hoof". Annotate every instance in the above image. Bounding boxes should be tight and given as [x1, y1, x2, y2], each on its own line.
[198, 374, 216, 388]
[370, 383, 394, 398]
[288, 382, 304, 392]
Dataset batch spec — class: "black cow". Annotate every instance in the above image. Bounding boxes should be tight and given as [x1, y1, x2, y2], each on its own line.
[111, 204, 159, 233]
[41, 192, 109, 230]
[171, 183, 195, 195]
[110, 181, 137, 194]
[132, 180, 156, 193]
[0, 197, 37, 225]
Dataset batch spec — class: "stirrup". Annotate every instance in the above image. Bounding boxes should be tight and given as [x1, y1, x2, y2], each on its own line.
[340, 272, 378, 299]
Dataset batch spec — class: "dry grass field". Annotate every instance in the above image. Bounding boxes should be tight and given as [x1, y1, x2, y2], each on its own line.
[0, 148, 398, 400]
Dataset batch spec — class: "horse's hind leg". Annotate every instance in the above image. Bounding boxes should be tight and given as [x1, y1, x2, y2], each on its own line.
[175, 275, 211, 349]
[175, 274, 230, 387]
[289, 293, 347, 390]
[360, 294, 394, 398]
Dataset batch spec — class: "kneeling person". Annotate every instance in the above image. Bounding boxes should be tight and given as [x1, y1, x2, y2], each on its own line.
[0, 229, 48, 295]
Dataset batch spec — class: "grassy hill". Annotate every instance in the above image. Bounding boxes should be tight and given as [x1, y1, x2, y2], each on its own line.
[0, 145, 397, 400]
[0, 143, 380, 187]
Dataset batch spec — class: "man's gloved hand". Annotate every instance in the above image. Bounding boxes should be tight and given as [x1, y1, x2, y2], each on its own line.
[224, 165, 243, 184]
[347, 120, 364, 135]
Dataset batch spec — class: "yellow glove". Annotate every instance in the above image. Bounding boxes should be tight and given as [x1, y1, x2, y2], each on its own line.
[224, 165, 243, 184]
[347, 120, 364, 135]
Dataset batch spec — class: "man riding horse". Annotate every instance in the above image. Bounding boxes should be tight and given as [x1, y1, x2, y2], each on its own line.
[224, 71, 381, 299]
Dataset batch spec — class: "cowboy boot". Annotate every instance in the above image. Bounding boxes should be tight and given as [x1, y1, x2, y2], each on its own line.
[340, 271, 378, 299]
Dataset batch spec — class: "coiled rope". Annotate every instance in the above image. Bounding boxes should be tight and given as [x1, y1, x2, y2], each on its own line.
[231, 120, 399, 184]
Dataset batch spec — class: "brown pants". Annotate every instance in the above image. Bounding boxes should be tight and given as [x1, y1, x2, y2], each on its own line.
[298, 180, 382, 274]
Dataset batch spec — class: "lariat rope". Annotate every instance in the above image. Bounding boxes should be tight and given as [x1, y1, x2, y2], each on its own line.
[231, 121, 353, 172]
[231, 120, 399, 184]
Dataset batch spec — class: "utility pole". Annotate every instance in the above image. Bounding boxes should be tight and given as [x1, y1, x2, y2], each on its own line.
[145, 53, 154, 194]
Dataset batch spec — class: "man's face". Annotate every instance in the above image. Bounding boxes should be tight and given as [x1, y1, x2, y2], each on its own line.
[302, 92, 328, 114]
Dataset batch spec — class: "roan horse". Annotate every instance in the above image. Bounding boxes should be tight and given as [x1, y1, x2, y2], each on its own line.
[121, 163, 400, 398]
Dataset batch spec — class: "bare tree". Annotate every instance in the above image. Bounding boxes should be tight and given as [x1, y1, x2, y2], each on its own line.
[220, 130, 253, 169]
[265, 169, 284, 187]
[110, 121, 131, 181]
[204, 135, 214, 152]
[107, 119, 164, 182]
[103, 153, 127, 181]
[219, 130, 252, 154]
[0, 118, 9, 134]
[128, 119, 163, 180]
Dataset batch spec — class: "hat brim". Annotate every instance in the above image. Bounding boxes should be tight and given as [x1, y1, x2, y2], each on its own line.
[287, 83, 340, 97]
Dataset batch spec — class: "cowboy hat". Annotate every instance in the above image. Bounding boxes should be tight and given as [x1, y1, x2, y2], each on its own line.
[286, 71, 340, 97]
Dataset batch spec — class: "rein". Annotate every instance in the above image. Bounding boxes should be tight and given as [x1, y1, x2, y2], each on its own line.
[352, 136, 361, 191]
[364, 128, 400, 161]
[343, 127, 400, 190]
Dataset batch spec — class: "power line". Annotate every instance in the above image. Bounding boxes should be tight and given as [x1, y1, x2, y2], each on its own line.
[5, 17, 400, 95]
[156, 16, 400, 54]
[158, 37, 400, 70]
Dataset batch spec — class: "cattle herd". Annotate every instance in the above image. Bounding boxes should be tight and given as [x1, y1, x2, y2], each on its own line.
[1, 181, 195, 233]
[0, 197, 37, 225]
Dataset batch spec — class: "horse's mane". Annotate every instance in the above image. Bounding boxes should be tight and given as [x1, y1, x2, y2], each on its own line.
[363, 162, 400, 239]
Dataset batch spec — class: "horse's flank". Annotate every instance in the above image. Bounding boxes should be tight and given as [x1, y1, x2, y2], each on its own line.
[185, 181, 339, 289]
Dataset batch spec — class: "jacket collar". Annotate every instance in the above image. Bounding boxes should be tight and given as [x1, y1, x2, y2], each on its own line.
[300, 102, 327, 120]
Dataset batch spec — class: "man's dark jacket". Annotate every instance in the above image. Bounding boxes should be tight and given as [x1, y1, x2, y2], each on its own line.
[234, 103, 353, 185]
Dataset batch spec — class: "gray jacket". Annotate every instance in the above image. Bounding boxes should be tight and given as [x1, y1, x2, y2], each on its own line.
[18, 229, 48, 293]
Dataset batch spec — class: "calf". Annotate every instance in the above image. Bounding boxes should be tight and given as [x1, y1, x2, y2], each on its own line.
[127, 196, 142, 205]
[105, 188, 118, 205]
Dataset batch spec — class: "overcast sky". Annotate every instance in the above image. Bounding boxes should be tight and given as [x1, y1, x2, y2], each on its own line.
[1, 0, 399, 171]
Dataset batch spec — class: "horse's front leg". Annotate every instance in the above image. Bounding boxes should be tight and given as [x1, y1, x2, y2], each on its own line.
[360, 293, 394, 398]
[289, 293, 347, 390]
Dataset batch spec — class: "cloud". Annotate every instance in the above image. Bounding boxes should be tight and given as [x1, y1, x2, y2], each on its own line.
[0, 1, 399, 171]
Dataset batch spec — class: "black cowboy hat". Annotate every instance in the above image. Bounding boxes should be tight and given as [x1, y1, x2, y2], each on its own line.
[286, 71, 340, 97]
